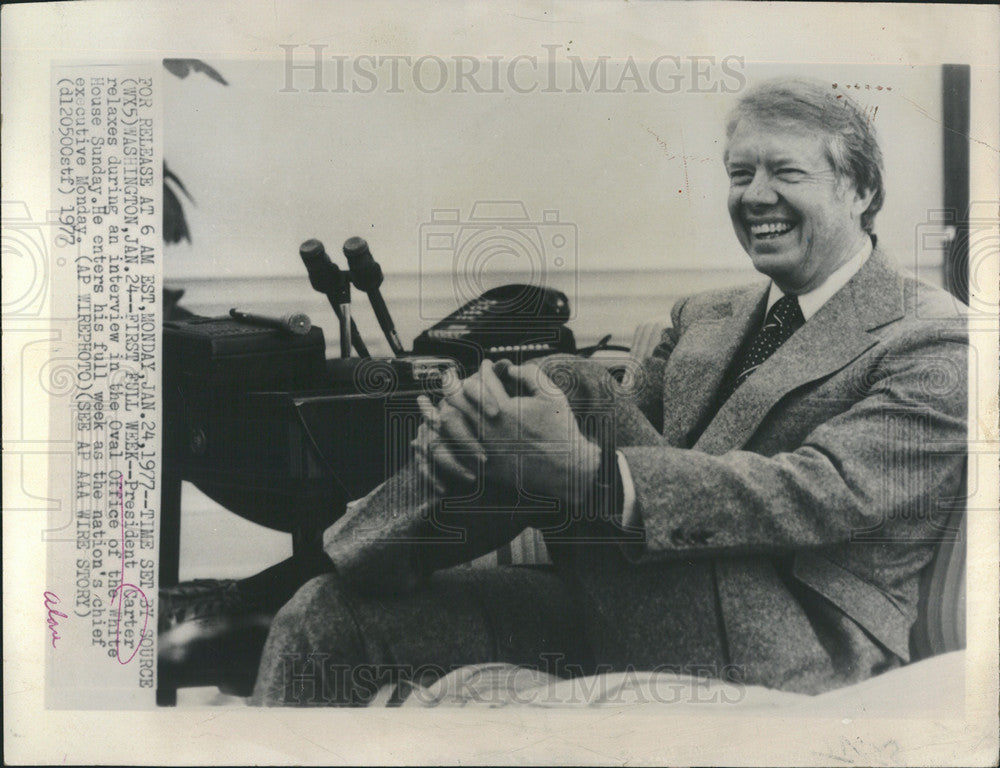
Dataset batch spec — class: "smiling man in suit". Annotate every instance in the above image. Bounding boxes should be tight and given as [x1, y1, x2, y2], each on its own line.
[253, 78, 968, 705]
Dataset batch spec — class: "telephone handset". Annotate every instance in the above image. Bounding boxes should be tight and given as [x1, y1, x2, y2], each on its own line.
[411, 284, 576, 370]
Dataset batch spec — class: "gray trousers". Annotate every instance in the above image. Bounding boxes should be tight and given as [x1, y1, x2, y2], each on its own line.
[251, 565, 595, 706]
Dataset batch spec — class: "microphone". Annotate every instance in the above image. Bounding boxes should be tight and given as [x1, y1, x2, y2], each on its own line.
[299, 238, 330, 292]
[229, 308, 312, 335]
[342, 237, 406, 356]
[299, 239, 370, 358]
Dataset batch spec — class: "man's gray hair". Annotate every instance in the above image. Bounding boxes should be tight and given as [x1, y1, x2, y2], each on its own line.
[725, 78, 885, 234]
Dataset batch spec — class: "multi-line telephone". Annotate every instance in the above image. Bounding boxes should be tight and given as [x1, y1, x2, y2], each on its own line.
[412, 283, 576, 369]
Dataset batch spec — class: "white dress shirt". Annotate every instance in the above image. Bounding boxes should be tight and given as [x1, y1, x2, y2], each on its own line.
[618, 238, 874, 530]
[765, 238, 873, 321]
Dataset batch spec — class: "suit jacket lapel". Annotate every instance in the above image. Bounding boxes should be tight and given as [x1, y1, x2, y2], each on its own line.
[660, 283, 768, 447]
[692, 249, 905, 455]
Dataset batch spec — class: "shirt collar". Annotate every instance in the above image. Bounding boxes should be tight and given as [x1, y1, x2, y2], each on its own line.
[766, 237, 874, 322]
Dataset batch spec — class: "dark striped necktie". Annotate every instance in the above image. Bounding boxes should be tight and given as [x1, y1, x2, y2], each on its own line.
[721, 294, 805, 401]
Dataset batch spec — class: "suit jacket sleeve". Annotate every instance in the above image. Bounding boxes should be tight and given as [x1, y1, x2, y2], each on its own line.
[323, 461, 539, 595]
[617, 323, 968, 561]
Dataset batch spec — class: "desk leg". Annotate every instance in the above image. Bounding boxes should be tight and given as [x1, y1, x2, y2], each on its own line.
[160, 469, 182, 587]
[157, 468, 183, 706]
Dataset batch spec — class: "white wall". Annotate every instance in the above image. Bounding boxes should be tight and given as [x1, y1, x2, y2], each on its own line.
[165, 61, 945, 355]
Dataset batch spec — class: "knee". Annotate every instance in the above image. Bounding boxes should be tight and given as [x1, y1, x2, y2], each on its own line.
[270, 574, 336, 629]
[266, 573, 358, 651]
[253, 574, 364, 706]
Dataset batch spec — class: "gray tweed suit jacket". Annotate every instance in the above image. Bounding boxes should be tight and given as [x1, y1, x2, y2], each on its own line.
[324, 248, 968, 694]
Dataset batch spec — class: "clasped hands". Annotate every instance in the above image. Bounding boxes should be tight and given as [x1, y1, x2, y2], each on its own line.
[412, 359, 601, 511]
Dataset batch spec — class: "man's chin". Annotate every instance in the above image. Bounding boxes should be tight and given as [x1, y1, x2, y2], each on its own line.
[746, 251, 804, 284]
[748, 248, 791, 269]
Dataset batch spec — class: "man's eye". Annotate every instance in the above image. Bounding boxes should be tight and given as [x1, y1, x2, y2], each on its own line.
[776, 168, 805, 180]
[728, 170, 752, 184]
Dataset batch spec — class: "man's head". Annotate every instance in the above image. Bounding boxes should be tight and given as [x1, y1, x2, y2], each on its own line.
[723, 78, 884, 294]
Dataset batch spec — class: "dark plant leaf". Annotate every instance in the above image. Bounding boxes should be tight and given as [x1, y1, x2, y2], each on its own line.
[164, 163, 194, 203]
[163, 58, 229, 86]
[163, 182, 191, 244]
[163, 59, 192, 79]
[161, 58, 226, 247]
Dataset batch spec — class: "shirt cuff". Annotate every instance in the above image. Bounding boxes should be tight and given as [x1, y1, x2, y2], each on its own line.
[616, 450, 641, 531]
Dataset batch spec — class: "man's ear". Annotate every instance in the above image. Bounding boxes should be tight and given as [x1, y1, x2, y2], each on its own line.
[851, 186, 876, 221]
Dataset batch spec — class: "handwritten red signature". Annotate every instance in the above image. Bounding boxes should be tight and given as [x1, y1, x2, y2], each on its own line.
[44, 591, 68, 648]
[110, 474, 150, 664]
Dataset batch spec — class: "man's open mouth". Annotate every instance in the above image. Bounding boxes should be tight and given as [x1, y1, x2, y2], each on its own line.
[748, 220, 796, 240]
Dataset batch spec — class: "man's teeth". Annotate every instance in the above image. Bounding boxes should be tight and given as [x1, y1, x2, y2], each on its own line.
[749, 221, 795, 236]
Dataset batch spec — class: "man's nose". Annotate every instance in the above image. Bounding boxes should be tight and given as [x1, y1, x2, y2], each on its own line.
[742, 171, 779, 206]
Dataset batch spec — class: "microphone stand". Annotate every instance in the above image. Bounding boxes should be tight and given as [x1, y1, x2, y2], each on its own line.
[343, 236, 406, 357]
[333, 271, 352, 358]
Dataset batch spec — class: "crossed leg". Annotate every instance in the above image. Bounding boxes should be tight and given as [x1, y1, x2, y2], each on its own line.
[251, 564, 594, 706]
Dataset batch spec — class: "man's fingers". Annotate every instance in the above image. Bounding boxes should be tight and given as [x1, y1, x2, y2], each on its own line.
[459, 375, 499, 418]
[466, 360, 508, 417]
[445, 385, 481, 423]
[443, 365, 505, 421]
[493, 361, 538, 397]
[412, 418, 484, 492]
[417, 395, 440, 430]
[411, 423, 435, 459]
[430, 442, 482, 487]
[437, 400, 483, 445]
[417, 395, 482, 459]
[412, 452, 446, 495]
[420, 394, 483, 445]
[497, 362, 560, 399]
